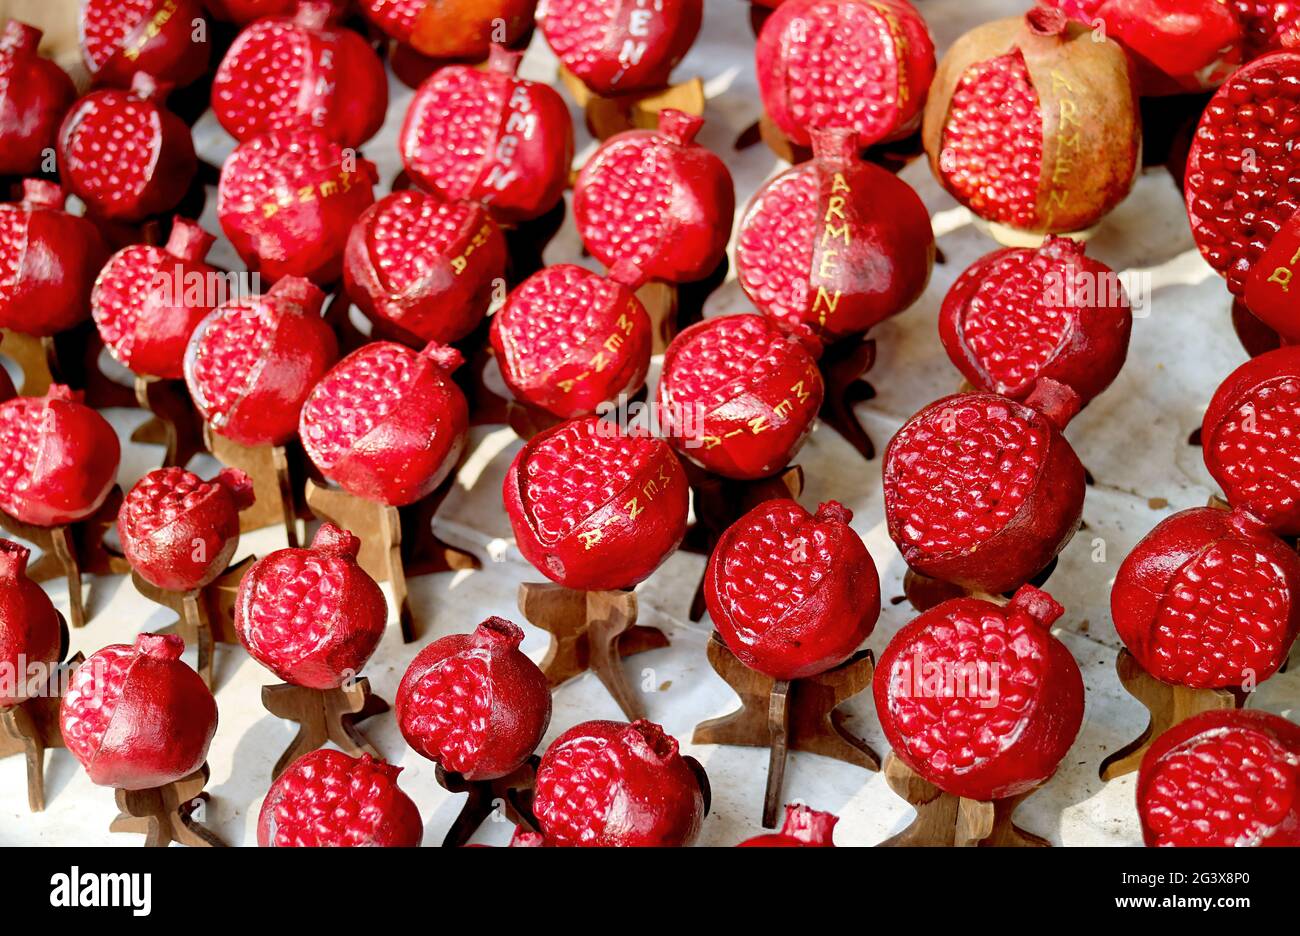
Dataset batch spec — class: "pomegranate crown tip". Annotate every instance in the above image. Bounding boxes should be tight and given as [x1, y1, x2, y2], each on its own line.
[268, 276, 327, 312]
[487, 43, 525, 75]
[474, 616, 526, 649]
[311, 522, 362, 558]
[509, 828, 544, 847]
[1025, 5, 1068, 36]
[815, 501, 853, 525]
[166, 217, 217, 261]
[44, 384, 82, 404]
[420, 341, 465, 373]
[810, 127, 860, 163]
[134, 632, 187, 661]
[294, 0, 336, 27]
[1007, 585, 1064, 629]
[2, 21, 42, 49]
[783, 320, 824, 360]
[129, 71, 171, 100]
[356, 753, 403, 780]
[626, 719, 679, 761]
[658, 108, 705, 145]
[1023, 377, 1080, 429]
[21, 178, 65, 207]
[781, 803, 839, 845]
[608, 258, 649, 290]
[0, 538, 31, 577]
[216, 468, 257, 510]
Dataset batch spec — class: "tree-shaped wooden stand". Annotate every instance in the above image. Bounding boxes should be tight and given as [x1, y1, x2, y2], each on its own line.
[262, 678, 389, 780]
[110, 763, 227, 847]
[304, 478, 478, 643]
[819, 336, 879, 461]
[879, 753, 1049, 847]
[557, 67, 705, 140]
[0, 486, 128, 629]
[516, 583, 667, 720]
[1098, 648, 1241, 781]
[131, 376, 204, 469]
[434, 756, 540, 848]
[693, 633, 879, 828]
[130, 556, 254, 689]
[0, 324, 139, 409]
[637, 255, 729, 355]
[205, 425, 300, 547]
[0, 328, 60, 396]
[0, 626, 80, 812]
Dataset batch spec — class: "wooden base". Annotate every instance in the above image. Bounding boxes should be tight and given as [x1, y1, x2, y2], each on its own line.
[818, 336, 878, 462]
[435, 756, 540, 848]
[110, 764, 227, 847]
[0, 324, 140, 410]
[131, 376, 204, 469]
[1098, 648, 1241, 781]
[880, 753, 1050, 847]
[0, 328, 59, 396]
[693, 633, 878, 828]
[557, 67, 705, 140]
[131, 557, 253, 689]
[0, 632, 81, 813]
[516, 583, 668, 721]
[205, 425, 299, 547]
[262, 678, 389, 781]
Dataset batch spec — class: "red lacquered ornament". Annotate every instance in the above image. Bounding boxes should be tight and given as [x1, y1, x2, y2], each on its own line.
[939, 236, 1133, 405]
[737, 803, 838, 846]
[234, 523, 387, 689]
[573, 108, 734, 284]
[184, 276, 337, 447]
[60, 633, 218, 790]
[359, 0, 536, 59]
[0, 386, 120, 527]
[79, 0, 210, 89]
[0, 540, 61, 708]
[1138, 709, 1300, 847]
[1202, 346, 1300, 535]
[657, 314, 824, 481]
[0, 180, 109, 337]
[400, 44, 574, 224]
[533, 719, 706, 847]
[735, 128, 934, 341]
[59, 73, 197, 224]
[343, 189, 507, 346]
[538, 0, 702, 96]
[217, 129, 377, 284]
[489, 263, 651, 419]
[92, 218, 219, 379]
[502, 416, 688, 591]
[922, 7, 1140, 236]
[0, 22, 76, 176]
[299, 341, 469, 506]
[1112, 506, 1300, 689]
[119, 467, 255, 592]
[258, 749, 423, 846]
[883, 380, 1085, 595]
[212, 1, 388, 148]
[755, 0, 935, 149]
[705, 499, 880, 681]
[874, 585, 1085, 801]
[396, 616, 552, 780]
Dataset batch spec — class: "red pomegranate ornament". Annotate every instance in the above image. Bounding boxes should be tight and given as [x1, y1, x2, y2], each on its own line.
[400, 44, 574, 224]
[755, 0, 935, 149]
[533, 719, 706, 847]
[705, 499, 880, 680]
[92, 218, 219, 380]
[59, 73, 197, 224]
[1186, 52, 1300, 332]
[489, 263, 652, 419]
[0, 540, 62, 708]
[503, 416, 689, 591]
[60, 633, 218, 790]
[79, 0, 210, 89]
[0, 22, 76, 176]
[737, 803, 838, 847]
[658, 314, 824, 480]
[875, 585, 1085, 800]
[217, 129, 377, 283]
[205, 0, 347, 25]
[939, 236, 1133, 405]
[183, 276, 336, 446]
[1234, 1, 1300, 58]
[299, 341, 469, 506]
[119, 467, 255, 592]
[212, 1, 388, 148]
[258, 749, 423, 846]
[1138, 709, 1300, 847]
[343, 189, 507, 346]
[735, 128, 934, 342]
[0, 386, 120, 527]
[922, 7, 1140, 237]
[883, 380, 1085, 595]
[360, 0, 536, 59]
[396, 616, 552, 780]
[1112, 506, 1300, 689]
[0, 180, 109, 337]
[573, 109, 734, 285]
[538, 0, 702, 95]
[234, 523, 387, 689]
[1202, 346, 1300, 535]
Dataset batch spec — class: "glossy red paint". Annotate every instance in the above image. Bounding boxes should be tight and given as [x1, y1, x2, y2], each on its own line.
[0, 22, 76, 176]
[0, 540, 62, 708]
[80, 0, 210, 89]
[359, 0, 536, 60]
[538, 0, 701, 95]
[737, 803, 838, 846]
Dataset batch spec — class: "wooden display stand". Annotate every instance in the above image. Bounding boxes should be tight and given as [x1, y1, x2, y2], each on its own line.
[262, 678, 389, 781]
[110, 763, 227, 847]
[879, 753, 1049, 847]
[516, 583, 668, 721]
[0, 627, 80, 813]
[1098, 648, 1241, 781]
[0, 325, 139, 410]
[0, 328, 60, 397]
[693, 633, 878, 828]
[304, 477, 478, 643]
[819, 337, 879, 461]
[131, 376, 204, 469]
[639, 255, 729, 356]
[131, 556, 254, 689]
[435, 756, 540, 848]
[205, 424, 299, 547]
[557, 67, 705, 141]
